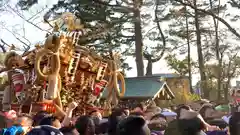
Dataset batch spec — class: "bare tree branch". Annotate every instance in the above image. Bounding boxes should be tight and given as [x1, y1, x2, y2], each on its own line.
[143, 26, 158, 39]
[0, 44, 6, 52]
[1, 26, 30, 50]
[6, 4, 50, 33]
[10, 26, 32, 45]
[229, 0, 240, 9]
[27, 7, 47, 21]
[0, 39, 18, 52]
[174, 0, 240, 39]
[0, 40, 7, 52]
[1, 39, 10, 47]
[153, 0, 166, 62]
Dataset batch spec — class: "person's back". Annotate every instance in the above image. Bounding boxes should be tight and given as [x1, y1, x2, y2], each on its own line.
[27, 125, 63, 135]
[229, 112, 240, 135]
[108, 109, 126, 135]
[164, 105, 191, 135]
[96, 121, 108, 135]
[178, 117, 206, 135]
[206, 130, 228, 135]
[39, 115, 61, 129]
[32, 111, 49, 126]
[164, 119, 181, 135]
[1, 125, 24, 135]
[0, 112, 7, 129]
[60, 126, 78, 135]
[206, 119, 227, 130]
[117, 116, 150, 135]
[75, 116, 95, 135]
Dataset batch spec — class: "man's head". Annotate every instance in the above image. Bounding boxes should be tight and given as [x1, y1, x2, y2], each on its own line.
[32, 111, 49, 126]
[75, 115, 95, 135]
[39, 115, 61, 129]
[178, 117, 205, 135]
[176, 105, 191, 119]
[232, 89, 240, 98]
[143, 110, 154, 121]
[89, 110, 102, 125]
[133, 103, 146, 113]
[190, 99, 209, 111]
[108, 109, 127, 135]
[89, 110, 102, 119]
[117, 116, 150, 135]
[130, 111, 144, 119]
[148, 113, 167, 131]
[4, 51, 24, 69]
[16, 114, 33, 133]
[4, 110, 18, 127]
[199, 105, 216, 120]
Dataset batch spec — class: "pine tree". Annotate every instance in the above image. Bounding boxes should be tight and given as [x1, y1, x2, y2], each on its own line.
[44, 0, 153, 76]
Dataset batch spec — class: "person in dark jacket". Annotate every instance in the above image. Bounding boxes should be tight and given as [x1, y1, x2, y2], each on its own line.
[75, 116, 95, 135]
[178, 117, 206, 135]
[164, 105, 191, 135]
[27, 125, 63, 135]
[229, 112, 240, 135]
[108, 109, 127, 135]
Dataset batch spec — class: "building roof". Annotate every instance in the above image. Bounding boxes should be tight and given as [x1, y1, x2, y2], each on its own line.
[102, 76, 175, 100]
[152, 73, 187, 78]
[125, 73, 188, 80]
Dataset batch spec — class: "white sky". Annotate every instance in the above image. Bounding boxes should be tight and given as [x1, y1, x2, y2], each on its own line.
[0, 0, 240, 87]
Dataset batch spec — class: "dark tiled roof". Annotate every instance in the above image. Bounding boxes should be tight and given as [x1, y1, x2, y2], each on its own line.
[102, 76, 174, 99]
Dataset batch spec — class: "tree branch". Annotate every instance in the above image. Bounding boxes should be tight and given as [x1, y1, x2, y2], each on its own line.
[226, 53, 238, 78]
[174, 0, 240, 39]
[143, 26, 158, 39]
[1, 26, 30, 50]
[121, 0, 133, 5]
[229, 0, 240, 9]
[6, 4, 50, 33]
[27, 7, 47, 21]
[0, 40, 6, 53]
[153, 1, 166, 62]
[93, 0, 134, 12]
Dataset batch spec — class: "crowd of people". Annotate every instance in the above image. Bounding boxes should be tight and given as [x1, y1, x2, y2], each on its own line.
[0, 100, 239, 135]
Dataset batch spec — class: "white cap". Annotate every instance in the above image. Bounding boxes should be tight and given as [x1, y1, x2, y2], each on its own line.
[222, 115, 231, 124]
[161, 108, 177, 116]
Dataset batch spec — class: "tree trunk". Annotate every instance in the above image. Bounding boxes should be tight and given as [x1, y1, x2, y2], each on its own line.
[225, 80, 230, 101]
[144, 53, 162, 76]
[224, 58, 237, 101]
[209, 0, 222, 100]
[145, 57, 153, 76]
[225, 62, 232, 101]
[133, 2, 144, 76]
[194, 0, 208, 98]
[185, 6, 193, 94]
